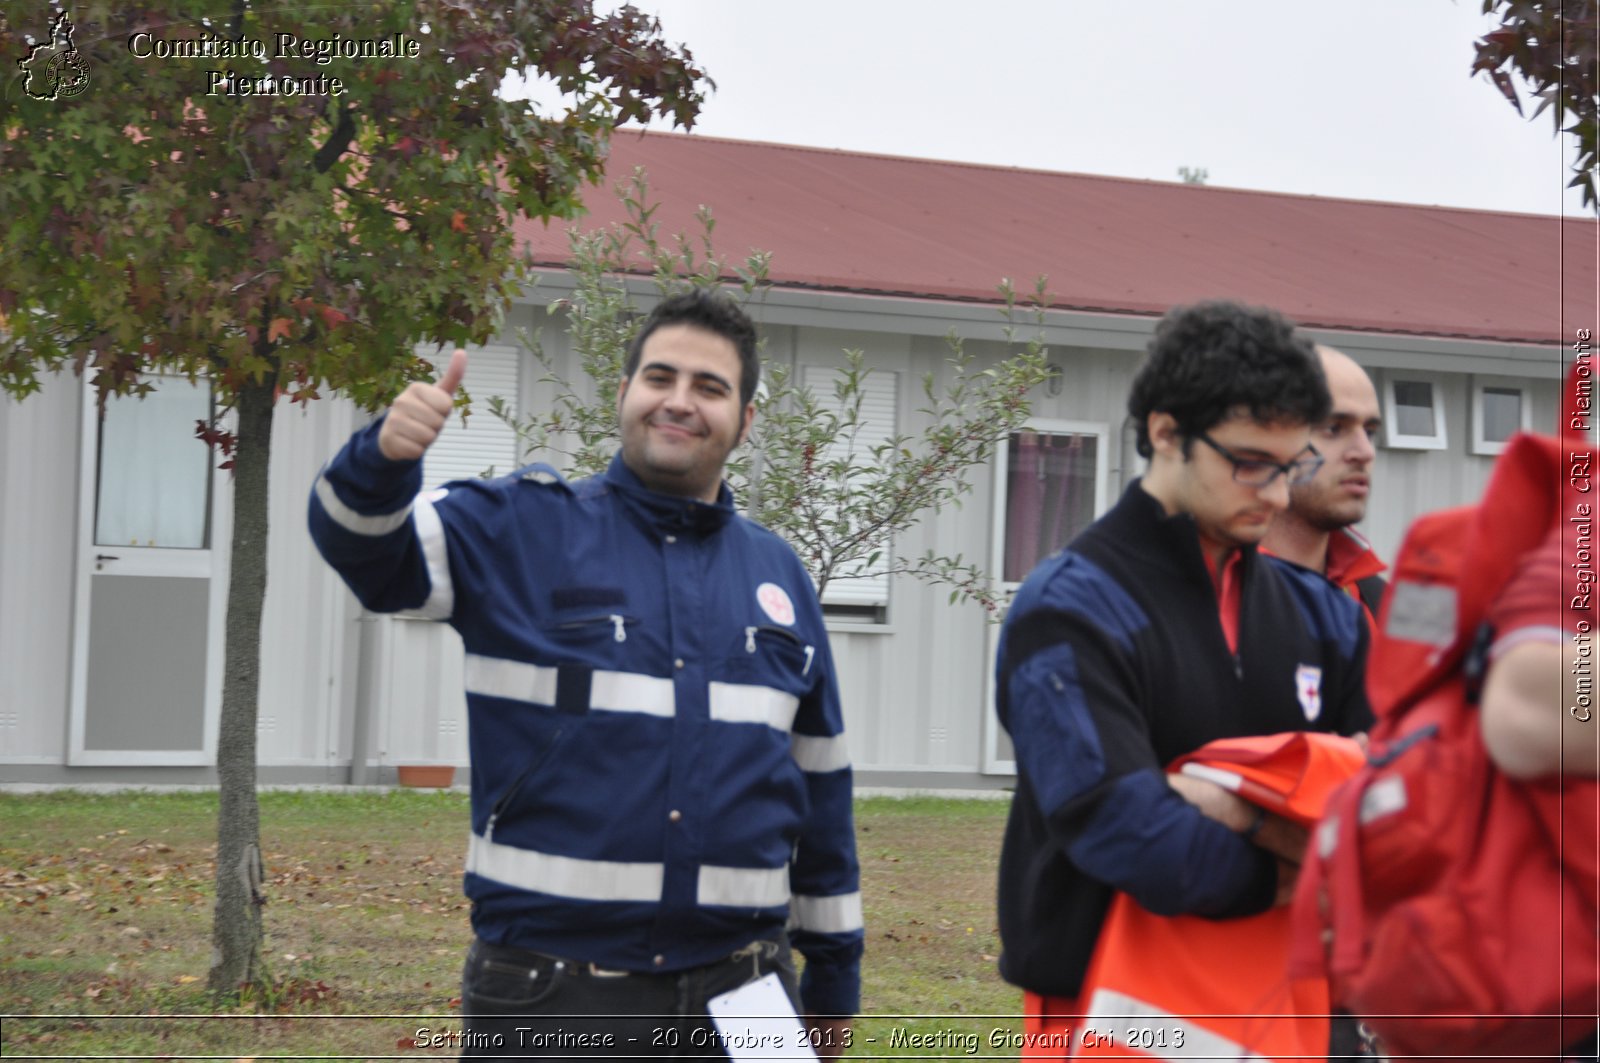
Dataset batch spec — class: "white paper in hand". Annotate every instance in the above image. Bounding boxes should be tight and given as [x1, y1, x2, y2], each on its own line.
[705, 972, 819, 1062]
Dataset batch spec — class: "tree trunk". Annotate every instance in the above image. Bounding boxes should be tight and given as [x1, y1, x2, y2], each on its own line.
[208, 376, 275, 996]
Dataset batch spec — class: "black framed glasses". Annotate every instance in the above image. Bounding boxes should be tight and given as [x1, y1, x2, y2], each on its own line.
[1194, 431, 1323, 487]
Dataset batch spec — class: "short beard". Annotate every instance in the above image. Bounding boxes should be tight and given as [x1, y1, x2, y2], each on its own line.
[1292, 493, 1364, 534]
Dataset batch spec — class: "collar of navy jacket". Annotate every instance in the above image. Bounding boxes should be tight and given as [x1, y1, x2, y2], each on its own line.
[600, 451, 738, 537]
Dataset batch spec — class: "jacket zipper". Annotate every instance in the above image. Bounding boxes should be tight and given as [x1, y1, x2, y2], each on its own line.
[743, 625, 815, 675]
[484, 726, 565, 845]
[558, 613, 631, 643]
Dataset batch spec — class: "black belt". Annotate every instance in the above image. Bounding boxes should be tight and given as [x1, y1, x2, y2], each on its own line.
[472, 936, 783, 980]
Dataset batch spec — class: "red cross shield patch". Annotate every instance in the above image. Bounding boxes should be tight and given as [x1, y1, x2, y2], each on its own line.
[1295, 664, 1323, 721]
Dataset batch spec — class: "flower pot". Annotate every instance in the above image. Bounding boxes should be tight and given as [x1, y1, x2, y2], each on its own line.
[396, 764, 456, 788]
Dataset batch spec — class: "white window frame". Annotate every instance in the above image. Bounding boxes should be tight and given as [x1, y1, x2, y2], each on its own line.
[1382, 374, 1448, 450]
[982, 418, 1111, 775]
[1469, 378, 1530, 456]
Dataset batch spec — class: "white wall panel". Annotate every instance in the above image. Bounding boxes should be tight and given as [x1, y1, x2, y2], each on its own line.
[375, 617, 468, 768]
[0, 376, 81, 762]
[257, 396, 362, 766]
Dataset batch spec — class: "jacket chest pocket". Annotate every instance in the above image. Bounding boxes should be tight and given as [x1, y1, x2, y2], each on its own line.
[540, 611, 638, 668]
[721, 624, 816, 699]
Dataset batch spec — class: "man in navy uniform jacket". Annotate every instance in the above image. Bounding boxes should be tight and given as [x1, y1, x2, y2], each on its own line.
[310, 290, 861, 1058]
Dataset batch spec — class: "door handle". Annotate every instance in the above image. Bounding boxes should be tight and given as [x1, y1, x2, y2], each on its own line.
[95, 554, 120, 562]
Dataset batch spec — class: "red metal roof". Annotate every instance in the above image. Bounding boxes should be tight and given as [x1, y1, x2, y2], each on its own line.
[514, 130, 1599, 347]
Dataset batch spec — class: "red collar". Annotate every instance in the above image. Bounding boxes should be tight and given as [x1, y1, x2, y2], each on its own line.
[1324, 527, 1386, 593]
[1201, 549, 1245, 655]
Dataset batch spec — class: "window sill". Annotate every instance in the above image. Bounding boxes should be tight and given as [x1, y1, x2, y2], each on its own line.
[824, 619, 897, 636]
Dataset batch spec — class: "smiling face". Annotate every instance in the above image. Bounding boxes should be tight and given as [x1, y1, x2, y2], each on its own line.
[616, 323, 754, 502]
[1142, 409, 1313, 565]
[1289, 347, 1381, 532]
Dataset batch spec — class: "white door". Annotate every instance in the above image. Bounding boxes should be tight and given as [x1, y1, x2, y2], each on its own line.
[68, 377, 228, 765]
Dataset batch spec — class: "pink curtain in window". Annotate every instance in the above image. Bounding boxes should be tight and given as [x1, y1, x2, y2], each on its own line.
[1006, 432, 1044, 582]
[1005, 433, 1094, 582]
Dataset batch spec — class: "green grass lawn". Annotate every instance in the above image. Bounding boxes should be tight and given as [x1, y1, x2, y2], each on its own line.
[0, 789, 1018, 1058]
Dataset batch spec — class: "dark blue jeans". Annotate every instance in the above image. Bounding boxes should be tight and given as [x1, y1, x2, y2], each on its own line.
[459, 936, 801, 1059]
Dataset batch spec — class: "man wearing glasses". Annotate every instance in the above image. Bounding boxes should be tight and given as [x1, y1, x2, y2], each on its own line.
[993, 300, 1373, 1057]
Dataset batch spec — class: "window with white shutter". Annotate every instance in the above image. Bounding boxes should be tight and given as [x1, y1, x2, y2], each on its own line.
[802, 365, 898, 620]
[422, 344, 522, 489]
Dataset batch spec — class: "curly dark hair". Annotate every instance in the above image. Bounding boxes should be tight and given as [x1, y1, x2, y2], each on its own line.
[1127, 300, 1329, 458]
[624, 288, 761, 408]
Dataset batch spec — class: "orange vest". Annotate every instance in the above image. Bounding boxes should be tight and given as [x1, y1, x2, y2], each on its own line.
[1072, 732, 1364, 1061]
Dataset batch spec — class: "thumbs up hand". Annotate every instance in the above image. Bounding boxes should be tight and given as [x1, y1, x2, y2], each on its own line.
[378, 348, 467, 461]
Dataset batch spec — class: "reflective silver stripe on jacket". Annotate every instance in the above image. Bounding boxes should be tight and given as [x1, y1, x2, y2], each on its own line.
[408, 489, 453, 621]
[792, 890, 864, 934]
[708, 681, 800, 731]
[465, 658, 838, 732]
[468, 833, 790, 909]
[314, 474, 412, 536]
[467, 832, 662, 902]
[465, 654, 676, 717]
[791, 733, 850, 774]
[697, 863, 790, 908]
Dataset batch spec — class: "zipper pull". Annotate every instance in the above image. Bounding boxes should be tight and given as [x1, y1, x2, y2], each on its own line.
[610, 614, 627, 643]
[745, 626, 757, 653]
[484, 813, 497, 845]
[803, 645, 815, 676]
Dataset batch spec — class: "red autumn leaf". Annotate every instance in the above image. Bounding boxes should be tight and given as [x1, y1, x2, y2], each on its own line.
[267, 317, 293, 343]
[318, 305, 349, 330]
[450, 211, 468, 233]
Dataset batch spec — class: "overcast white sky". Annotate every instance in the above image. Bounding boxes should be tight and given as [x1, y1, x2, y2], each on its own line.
[514, 0, 1590, 218]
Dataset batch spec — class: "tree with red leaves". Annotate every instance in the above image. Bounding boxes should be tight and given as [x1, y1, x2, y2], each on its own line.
[0, 0, 707, 996]
[1473, 0, 1598, 210]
